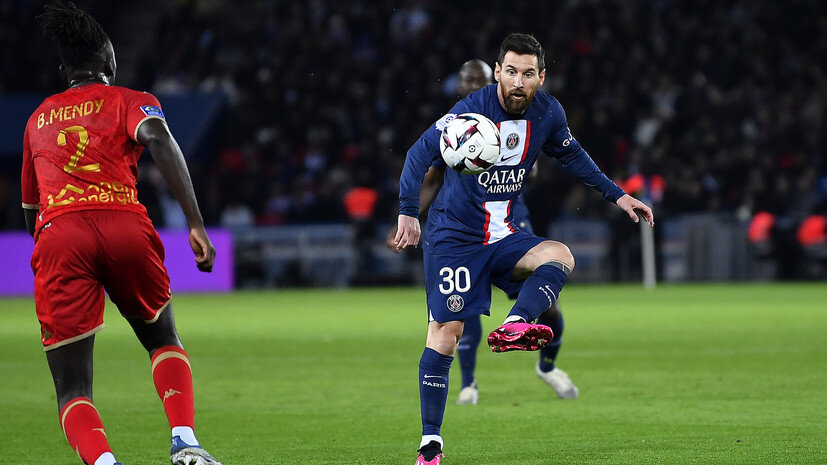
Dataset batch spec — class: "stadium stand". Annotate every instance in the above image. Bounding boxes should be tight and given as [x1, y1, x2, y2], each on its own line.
[1, 0, 825, 281]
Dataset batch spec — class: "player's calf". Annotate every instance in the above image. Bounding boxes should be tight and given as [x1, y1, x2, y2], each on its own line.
[456, 315, 482, 392]
[151, 346, 223, 464]
[489, 259, 569, 352]
[508, 260, 571, 323]
[151, 345, 195, 431]
[419, 348, 453, 446]
[537, 304, 564, 372]
[59, 397, 120, 465]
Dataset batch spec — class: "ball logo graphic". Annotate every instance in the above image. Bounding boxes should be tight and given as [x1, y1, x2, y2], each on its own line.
[506, 132, 519, 150]
[438, 113, 501, 175]
[447, 294, 464, 312]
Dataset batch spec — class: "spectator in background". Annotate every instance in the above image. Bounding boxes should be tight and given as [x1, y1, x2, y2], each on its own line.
[220, 199, 255, 228]
[344, 169, 380, 284]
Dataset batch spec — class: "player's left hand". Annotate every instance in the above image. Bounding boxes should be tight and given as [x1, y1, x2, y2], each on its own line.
[189, 226, 216, 272]
[616, 194, 654, 227]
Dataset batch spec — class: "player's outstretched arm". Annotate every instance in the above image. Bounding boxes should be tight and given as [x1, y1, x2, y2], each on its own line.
[394, 214, 421, 251]
[137, 119, 216, 272]
[616, 194, 655, 227]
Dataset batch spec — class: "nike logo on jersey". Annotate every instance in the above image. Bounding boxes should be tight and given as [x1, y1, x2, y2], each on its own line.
[497, 120, 529, 167]
[424, 375, 444, 380]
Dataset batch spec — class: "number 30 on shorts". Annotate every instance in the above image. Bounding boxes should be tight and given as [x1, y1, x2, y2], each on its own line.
[438, 266, 471, 294]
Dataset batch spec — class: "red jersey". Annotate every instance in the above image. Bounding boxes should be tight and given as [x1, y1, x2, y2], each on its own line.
[21, 83, 166, 231]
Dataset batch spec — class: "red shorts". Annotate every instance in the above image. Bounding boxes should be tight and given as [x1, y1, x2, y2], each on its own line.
[31, 210, 171, 350]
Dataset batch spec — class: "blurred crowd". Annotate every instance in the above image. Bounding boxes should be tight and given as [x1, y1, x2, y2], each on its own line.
[1, 0, 825, 241]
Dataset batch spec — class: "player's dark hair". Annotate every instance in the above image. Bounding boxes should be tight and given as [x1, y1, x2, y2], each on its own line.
[498, 33, 545, 70]
[38, 1, 110, 68]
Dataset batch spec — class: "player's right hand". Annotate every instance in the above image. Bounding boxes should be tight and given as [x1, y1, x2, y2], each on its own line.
[394, 215, 421, 251]
[189, 226, 216, 272]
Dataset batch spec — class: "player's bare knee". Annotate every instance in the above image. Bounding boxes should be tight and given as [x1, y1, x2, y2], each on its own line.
[555, 242, 575, 272]
[427, 321, 463, 355]
[536, 241, 574, 272]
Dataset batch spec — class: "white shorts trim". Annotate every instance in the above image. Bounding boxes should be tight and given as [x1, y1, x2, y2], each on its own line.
[125, 298, 171, 324]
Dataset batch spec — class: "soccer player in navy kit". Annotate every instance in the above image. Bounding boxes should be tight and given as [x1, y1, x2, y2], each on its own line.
[396, 34, 654, 464]
[391, 59, 579, 405]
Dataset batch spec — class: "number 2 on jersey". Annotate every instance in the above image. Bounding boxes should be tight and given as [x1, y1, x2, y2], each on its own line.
[58, 125, 100, 173]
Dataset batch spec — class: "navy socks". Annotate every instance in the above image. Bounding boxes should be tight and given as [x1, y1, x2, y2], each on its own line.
[537, 310, 564, 372]
[419, 348, 453, 436]
[456, 316, 481, 388]
[509, 263, 569, 322]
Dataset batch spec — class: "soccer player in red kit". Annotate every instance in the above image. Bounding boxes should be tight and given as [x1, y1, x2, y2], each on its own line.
[21, 3, 221, 464]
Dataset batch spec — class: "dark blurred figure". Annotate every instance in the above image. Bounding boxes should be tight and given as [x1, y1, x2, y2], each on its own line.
[344, 168, 380, 284]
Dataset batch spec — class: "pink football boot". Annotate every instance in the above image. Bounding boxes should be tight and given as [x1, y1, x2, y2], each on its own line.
[487, 322, 553, 352]
[415, 452, 444, 465]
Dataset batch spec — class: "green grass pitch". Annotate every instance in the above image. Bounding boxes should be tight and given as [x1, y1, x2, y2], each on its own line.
[1, 283, 825, 464]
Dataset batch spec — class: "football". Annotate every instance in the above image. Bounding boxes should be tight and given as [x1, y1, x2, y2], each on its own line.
[439, 113, 501, 175]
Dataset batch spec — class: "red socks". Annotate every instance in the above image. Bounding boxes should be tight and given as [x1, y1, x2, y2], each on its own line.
[151, 345, 195, 429]
[59, 397, 111, 465]
[57, 347, 194, 464]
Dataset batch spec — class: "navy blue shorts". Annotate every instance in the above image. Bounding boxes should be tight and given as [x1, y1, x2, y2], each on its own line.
[423, 231, 545, 323]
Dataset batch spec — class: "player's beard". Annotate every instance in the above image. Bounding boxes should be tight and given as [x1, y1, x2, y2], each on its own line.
[500, 82, 535, 114]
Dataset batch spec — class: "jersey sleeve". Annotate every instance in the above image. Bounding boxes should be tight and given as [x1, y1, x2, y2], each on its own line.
[125, 91, 166, 143]
[542, 98, 625, 203]
[399, 100, 471, 216]
[21, 123, 39, 209]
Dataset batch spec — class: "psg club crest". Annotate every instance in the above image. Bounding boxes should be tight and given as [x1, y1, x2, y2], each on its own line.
[447, 294, 464, 312]
[506, 132, 520, 150]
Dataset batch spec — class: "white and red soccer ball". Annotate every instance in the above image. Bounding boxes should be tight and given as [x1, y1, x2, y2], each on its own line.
[439, 113, 501, 175]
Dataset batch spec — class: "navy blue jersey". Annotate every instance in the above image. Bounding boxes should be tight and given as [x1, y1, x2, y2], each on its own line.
[400, 84, 624, 253]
